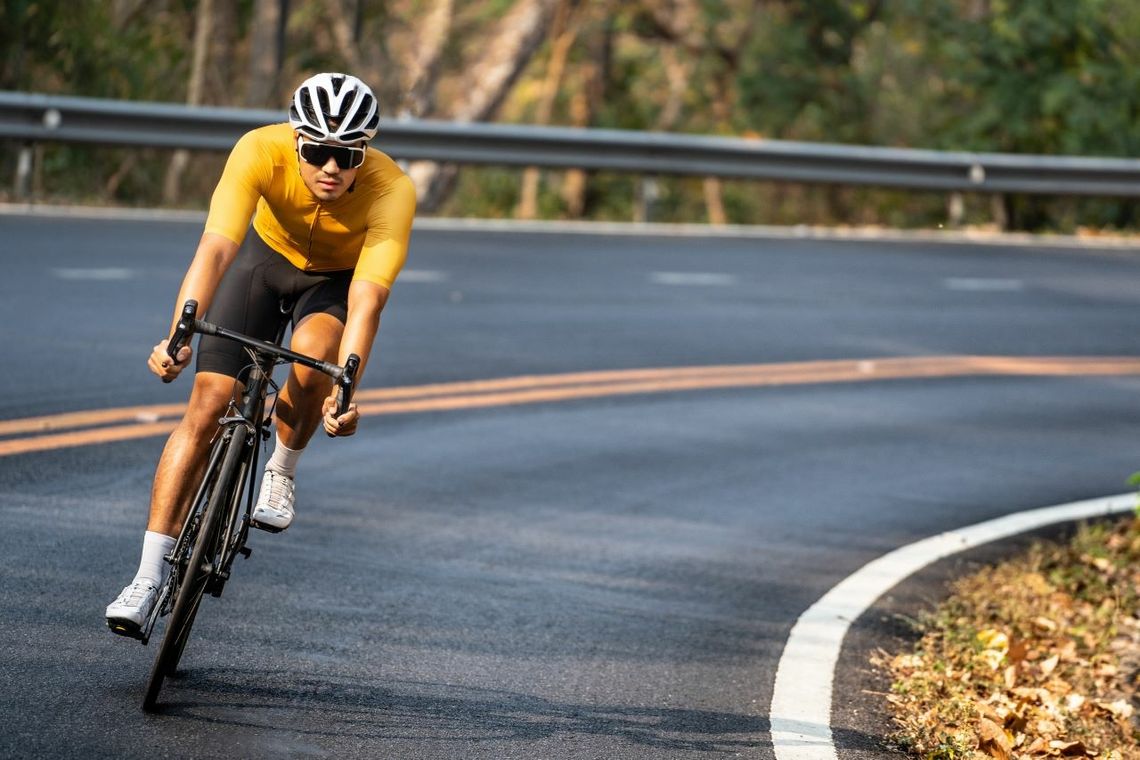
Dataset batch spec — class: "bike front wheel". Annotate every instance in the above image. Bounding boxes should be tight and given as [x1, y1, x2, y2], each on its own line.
[142, 430, 247, 711]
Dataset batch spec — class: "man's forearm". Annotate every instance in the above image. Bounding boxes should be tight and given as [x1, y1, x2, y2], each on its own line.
[339, 280, 390, 380]
[168, 233, 241, 335]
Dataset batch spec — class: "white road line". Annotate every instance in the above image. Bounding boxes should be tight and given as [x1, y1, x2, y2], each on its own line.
[769, 492, 1135, 760]
[650, 271, 737, 286]
[944, 277, 1025, 291]
[51, 267, 135, 280]
[398, 269, 450, 283]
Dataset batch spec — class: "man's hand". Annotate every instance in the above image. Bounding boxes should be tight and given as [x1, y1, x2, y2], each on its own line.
[149, 339, 192, 382]
[322, 393, 359, 437]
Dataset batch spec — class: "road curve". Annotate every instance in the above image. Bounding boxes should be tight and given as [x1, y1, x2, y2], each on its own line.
[2, 215, 1140, 759]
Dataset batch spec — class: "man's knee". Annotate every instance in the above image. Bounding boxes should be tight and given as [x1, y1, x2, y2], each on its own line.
[182, 373, 239, 434]
[290, 314, 341, 362]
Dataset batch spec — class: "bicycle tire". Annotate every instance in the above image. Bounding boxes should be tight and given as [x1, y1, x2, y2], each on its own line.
[142, 430, 248, 711]
[163, 451, 249, 673]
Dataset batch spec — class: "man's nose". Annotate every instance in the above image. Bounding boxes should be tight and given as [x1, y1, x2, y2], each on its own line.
[322, 156, 340, 174]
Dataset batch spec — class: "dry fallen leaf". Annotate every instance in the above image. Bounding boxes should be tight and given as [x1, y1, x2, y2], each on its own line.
[978, 700, 1004, 724]
[1023, 572, 1053, 594]
[983, 649, 1006, 670]
[1049, 739, 1092, 756]
[1012, 687, 1048, 703]
[978, 717, 1013, 760]
[892, 653, 923, 671]
[980, 629, 1011, 651]
[1094, 699, 1134, 719]
[876, 518, 1140, 760]
[1081, 554, 1112, 573]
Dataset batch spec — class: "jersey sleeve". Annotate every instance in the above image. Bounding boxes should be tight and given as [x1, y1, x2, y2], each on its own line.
[203, 130, 270, 246]
[352, 174, 417, 289]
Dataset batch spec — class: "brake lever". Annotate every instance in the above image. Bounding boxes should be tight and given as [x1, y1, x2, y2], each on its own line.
[327, 353, 361, 437]
[163, 300, 198, 383]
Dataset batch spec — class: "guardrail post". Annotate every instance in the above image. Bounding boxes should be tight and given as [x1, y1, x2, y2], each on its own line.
[948, 192, 964, 227]
[635, 177, 660, 223]
[13, 142, 33, 199]
[991, 194, 1008, 231]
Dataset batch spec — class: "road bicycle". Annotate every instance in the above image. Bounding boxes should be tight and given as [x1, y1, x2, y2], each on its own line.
[115, 299, 359, 712]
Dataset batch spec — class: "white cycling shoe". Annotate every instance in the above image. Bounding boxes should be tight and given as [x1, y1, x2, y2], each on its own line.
[251, 470, 296, 533]
[106, 580, 159, 638]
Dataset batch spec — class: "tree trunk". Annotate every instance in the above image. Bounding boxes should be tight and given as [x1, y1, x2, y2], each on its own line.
[703, 177, 727, 225]
[641, 0, 749, 224]
[111, 0, 148, 29]
[452, 0, 559, 123]
[412, 0, 559, 212]
[516, 0, 580, 220]
[322, 0, 389, 99]
[163, 0, 213, 206]
[400, 0, 454, 118]
[655, 44, 689, 131]
[559, 84, 592, 217]
[560, 6, 611, 218]
[210, 0, 238, 103]
[246, 0, 287, 107]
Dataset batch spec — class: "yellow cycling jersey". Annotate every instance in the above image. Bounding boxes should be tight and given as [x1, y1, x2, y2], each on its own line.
[204, 122, 415, 289]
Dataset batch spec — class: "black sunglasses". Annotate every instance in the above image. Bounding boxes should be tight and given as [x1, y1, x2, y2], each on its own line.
[296, 137, 366, 170]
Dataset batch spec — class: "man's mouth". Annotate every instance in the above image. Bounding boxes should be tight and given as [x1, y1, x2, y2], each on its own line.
[318, 178, 339, 190]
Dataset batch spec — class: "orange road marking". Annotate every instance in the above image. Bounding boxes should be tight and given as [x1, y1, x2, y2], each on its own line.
[0, 421, 179, 457]
[353, 356, 1140, 415]
[0, 403, 187, 436]
[2, 356, 1140, 458]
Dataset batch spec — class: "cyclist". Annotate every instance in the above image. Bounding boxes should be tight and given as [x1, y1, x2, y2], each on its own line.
[106, 72, 416, 635]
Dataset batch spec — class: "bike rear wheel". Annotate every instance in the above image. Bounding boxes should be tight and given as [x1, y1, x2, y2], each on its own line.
[142, 430, 248, 711]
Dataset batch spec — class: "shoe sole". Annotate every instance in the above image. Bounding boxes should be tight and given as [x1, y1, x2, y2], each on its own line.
[250, 518, 287, 534]
[107, 617, 145, 640]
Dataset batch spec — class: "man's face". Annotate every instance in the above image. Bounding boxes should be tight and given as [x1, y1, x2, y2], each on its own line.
[295, 135, 364, 202]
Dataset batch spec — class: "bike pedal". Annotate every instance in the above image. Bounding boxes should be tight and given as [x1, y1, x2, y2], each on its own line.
[238, 546, 252, 558]
[107, 619, 145, 641]
[249, 519, 284, 534]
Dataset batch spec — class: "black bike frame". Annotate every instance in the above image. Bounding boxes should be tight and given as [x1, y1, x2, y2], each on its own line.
[138, 299, 359, 642]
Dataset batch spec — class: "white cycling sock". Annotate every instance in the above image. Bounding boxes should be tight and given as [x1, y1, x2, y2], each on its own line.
[265, 437, 303, 478]
[135, 531, 176, 587]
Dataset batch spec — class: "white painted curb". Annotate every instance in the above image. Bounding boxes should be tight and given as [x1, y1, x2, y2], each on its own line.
[769, 492, 1136, 760]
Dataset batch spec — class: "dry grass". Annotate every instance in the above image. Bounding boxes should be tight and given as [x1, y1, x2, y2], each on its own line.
[874, 517, 1140, 759]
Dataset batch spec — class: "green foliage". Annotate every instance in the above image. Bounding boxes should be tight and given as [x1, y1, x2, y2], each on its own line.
[445, 167, 523, 219]
[3, 1, 196, 99]
[3, 0, 1140, 230]
[924, 0, 1140, 157]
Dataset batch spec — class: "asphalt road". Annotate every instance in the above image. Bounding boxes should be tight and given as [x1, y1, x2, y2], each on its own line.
[2, 214, 1140, 759]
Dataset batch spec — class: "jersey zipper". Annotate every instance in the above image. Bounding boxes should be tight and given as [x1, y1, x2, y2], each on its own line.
[305, 202, 321, 270]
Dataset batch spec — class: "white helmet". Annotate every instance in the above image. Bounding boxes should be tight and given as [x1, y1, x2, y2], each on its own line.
[289, 73, 380, 144]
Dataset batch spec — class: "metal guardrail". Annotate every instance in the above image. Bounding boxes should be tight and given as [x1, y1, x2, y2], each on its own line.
[3, 90, 1140, 196]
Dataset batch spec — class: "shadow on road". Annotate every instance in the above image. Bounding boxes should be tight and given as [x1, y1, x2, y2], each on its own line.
[156, 669, 771, 753]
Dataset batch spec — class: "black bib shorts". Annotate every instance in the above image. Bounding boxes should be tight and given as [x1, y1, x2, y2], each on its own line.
[196, 230, 352, 382]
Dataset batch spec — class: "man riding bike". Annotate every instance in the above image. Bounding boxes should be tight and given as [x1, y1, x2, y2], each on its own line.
[106, 72, 416, 635]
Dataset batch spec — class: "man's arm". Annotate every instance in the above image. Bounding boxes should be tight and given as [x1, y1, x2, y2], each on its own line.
[148, 232, 241, 381]
[320, 279, 389, 436]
